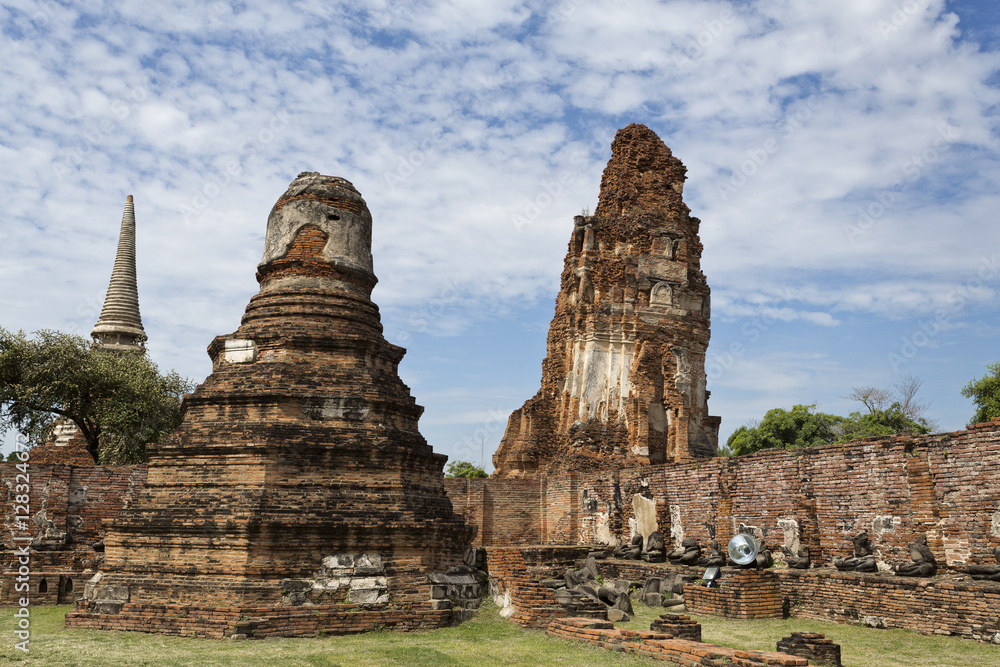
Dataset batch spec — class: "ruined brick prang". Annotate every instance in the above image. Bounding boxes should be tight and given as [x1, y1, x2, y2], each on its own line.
[493, 124, 720, 477]
[66, 172, 479, 636]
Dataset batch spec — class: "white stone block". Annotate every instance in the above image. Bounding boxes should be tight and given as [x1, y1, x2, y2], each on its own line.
[224, 339, 257, 364]
[633, 494, 658, 545]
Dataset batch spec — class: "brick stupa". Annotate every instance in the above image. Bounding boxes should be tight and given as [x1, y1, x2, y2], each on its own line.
[493, 124, 720, 477]
[67, 173, 481, 638]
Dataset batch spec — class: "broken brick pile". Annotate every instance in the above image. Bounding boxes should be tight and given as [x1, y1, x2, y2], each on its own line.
[485, 545, 604, 629]
[63, 173, 477, 636]
[547, 617, 816, 666]
[493, 124, 720, 478]
[24, 423, 95, 467]
[518, 554, 1000, 643]
[650, 613, 702, 641]
[683, 570, 784, 619]
[777, 632, 841, 667]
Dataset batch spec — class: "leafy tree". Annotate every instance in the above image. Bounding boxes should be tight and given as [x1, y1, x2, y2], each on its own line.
[960, 362, 1000, 425]
[835, 403, 930, 442]
[843, 374, 935, 430]
[0, 328, 193, 464]
[726, 404, 844, 456]
[444, 460, 488, 478]
[838, 373, 933, 440]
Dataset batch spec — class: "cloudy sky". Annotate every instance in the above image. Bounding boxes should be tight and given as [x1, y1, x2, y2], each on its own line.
[2, 0, 999, 467]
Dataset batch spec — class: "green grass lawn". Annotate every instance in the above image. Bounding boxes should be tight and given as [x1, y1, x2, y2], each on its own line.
[0, 602, 660, 667]
[621, 603, 1000, 667]
[2, 601, 998, 667]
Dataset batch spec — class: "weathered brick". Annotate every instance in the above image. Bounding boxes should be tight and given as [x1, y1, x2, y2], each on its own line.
[56, 172, 477, 636]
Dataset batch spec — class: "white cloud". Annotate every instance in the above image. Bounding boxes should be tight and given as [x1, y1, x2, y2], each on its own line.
[2, 0, 999, 457]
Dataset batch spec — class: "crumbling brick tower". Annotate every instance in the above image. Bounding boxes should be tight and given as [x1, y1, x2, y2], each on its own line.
[67, 173, 479, 637]
[493, 124, 720, 478]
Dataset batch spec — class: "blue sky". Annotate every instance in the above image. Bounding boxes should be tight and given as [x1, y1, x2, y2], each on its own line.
[2, 0, 999, 469]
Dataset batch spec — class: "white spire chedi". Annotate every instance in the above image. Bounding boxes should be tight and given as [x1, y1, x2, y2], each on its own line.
[91, 195, 145, 351]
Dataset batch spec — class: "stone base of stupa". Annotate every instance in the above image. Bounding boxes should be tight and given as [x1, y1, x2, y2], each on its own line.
[66, 601, 472, 639]
[67, 566, 484, 638]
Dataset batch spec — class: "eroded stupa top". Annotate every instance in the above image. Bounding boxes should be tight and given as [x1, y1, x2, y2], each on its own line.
[259, 171, 375, 284]
[594, 123, 686, 220]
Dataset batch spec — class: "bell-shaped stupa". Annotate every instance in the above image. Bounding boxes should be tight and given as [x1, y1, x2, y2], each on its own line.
[68, 173, 480, 638]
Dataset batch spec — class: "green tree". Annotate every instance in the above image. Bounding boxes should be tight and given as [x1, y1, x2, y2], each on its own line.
[961, 362, 1000, 425]
[726, 404, 844, 456]
[0, 328, 194, 464]
[444, 460, 488, 478]
[837, 374, 933, 441]
[835, 403, 930, 442]
[842, 374, 935, 430]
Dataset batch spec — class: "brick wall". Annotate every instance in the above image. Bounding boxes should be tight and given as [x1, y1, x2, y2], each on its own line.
[452, 423, 1000, 570]
[65, 601, 456, 638]
[683, 570, 783, 619]
[444, 477, 541, 546]
[485, 545, 600, 629]
[1, 464, 148, 604]
[558, 556, 1000, 643]
[461, 425, 1000, 643]
[779, 570, 1000, 642]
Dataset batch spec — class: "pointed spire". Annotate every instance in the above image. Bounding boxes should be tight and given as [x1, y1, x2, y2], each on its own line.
[91, 195, 145, 352]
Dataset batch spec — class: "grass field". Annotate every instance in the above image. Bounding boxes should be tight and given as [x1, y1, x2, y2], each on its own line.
[625, 604, 1000, 667]
[2, 601, 999, 666]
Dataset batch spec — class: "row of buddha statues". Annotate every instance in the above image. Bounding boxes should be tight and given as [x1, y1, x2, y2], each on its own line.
[611, 528, 1000, 580]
